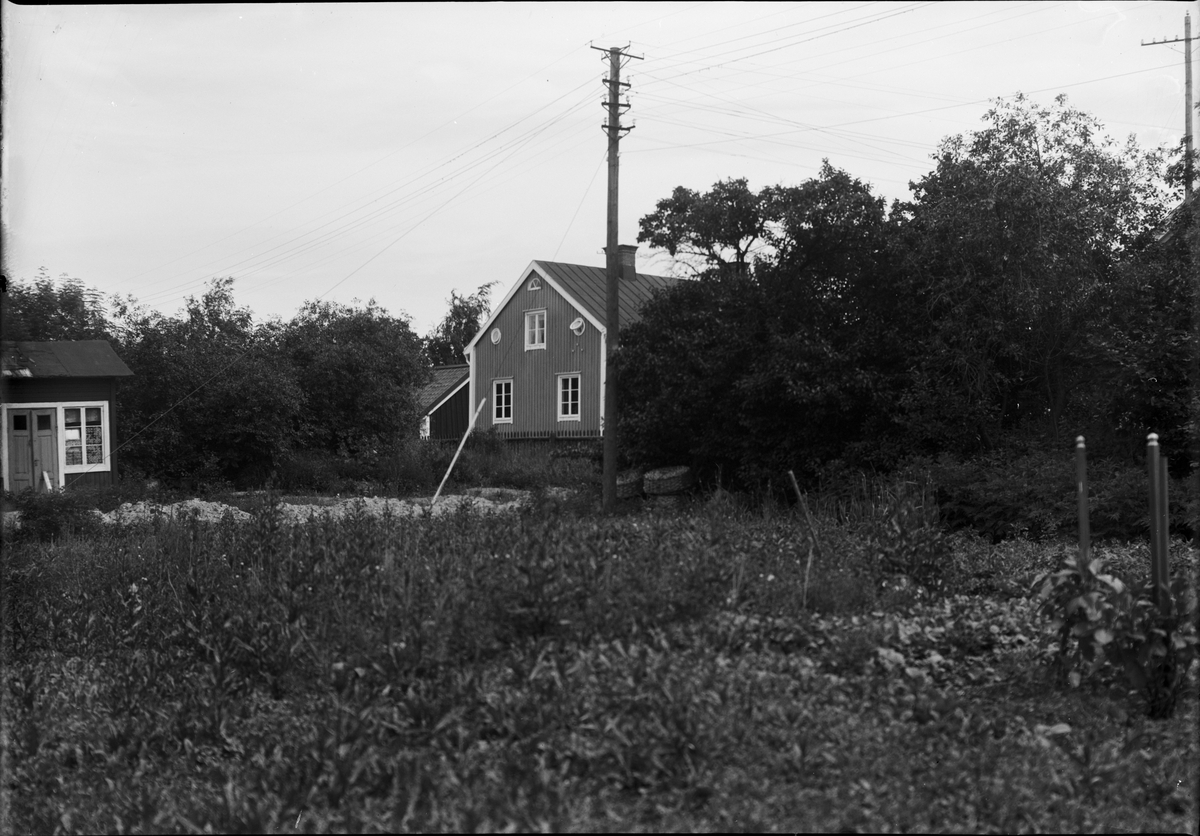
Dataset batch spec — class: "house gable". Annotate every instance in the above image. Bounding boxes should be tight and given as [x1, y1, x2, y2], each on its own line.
[465, 261, 606, 355]
[464, 259, 681, 439]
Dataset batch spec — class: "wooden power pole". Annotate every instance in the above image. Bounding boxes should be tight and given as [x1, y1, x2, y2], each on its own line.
[1143, 11, 1194, 197]
[592, 43, 640, 513]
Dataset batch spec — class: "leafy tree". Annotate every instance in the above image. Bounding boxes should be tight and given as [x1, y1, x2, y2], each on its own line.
[282, 298, 428, 457]
[620, 164, 907, 488]
[112, 278, 305, 486]
[637, 178, 773, 276]
[425, 282, 496, 366]
[1083, 198, 1194, 459]
[895, 94, 1173, 452]
[1, 268, 111, 341]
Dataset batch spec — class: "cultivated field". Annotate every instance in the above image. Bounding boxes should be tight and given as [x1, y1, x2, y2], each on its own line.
[2, 491, 1197, 833]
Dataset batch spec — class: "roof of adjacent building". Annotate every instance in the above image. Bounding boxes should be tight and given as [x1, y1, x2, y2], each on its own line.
[1, 340, 134, 378]
[417, 364, 469, 414]
[534, 261, 680, 329]
[1155, 193, 1194, 244]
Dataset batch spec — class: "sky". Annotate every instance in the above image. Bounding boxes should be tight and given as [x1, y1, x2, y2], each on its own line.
[2, 1, 1196, 335]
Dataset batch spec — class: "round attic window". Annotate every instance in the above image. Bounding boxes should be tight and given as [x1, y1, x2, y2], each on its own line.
[569, 317, 585, 336]
[490, 328, 501, 345]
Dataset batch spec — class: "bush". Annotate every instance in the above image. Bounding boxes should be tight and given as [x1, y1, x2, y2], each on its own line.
[275, 449, 366, 493]
[1032, 551, 1199, 719]
[380, 438, 442, 494]
[921, 450, 1192, 543]
[3, 489, 101, 543]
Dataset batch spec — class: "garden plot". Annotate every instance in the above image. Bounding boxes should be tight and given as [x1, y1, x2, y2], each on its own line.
[92, 486, 540, 526]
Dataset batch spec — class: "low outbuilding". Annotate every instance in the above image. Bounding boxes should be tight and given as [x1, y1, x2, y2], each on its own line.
[1, 340, 134, 491]
[417, 363, 470, 442]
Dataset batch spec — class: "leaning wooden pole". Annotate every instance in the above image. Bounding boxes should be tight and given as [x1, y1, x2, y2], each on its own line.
[431, 398, 486, 510]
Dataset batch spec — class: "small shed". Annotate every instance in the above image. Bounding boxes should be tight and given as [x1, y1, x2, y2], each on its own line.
[1, 340, 134, 491]
[417, 364, 469, 442]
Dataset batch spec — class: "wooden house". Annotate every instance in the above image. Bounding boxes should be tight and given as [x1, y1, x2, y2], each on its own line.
[464, 247, 679, 439]
[417, 364, 470, 441]
[1, 340, 134, 491]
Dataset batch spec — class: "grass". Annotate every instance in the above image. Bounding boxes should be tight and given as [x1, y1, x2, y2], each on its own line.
[2, 494, 1197, 833]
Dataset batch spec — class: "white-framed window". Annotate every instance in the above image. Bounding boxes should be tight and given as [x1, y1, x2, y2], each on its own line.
[493, 379, 513, 423]
[557, 374, 580, 421]
[525, 310, 546, 350]
[63, 406, 106, 468]
[527, 275, 541, 291]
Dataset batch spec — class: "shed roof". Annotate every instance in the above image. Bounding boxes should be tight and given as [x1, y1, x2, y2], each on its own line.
[534, 261, 680, 329]
[417, 364, 469, 414]
[1, 340, 134, 378]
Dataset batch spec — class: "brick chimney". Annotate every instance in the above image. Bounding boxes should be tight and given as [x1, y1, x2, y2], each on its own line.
[604, 244, 639, 280]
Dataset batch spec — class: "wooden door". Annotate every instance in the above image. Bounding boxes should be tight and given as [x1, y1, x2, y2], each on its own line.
[7, 410, 34, 493]
[31, 410, 58, 491]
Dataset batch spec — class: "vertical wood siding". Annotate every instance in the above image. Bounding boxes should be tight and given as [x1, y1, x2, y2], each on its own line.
[473, 273, 602, 437]
[429, 384, 470, 441]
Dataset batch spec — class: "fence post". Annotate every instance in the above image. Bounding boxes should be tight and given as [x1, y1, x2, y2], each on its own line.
[1076, 436, 1090, 566]
[1147, 434, 1169, 607]
[1160, 453, 1170, 606]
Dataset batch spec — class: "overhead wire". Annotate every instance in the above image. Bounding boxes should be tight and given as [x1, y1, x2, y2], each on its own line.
[133, 78, 601, 308]
[553, 148, 607, 261]
[238, 92, 601, 301]
[122, 41, 597, 287]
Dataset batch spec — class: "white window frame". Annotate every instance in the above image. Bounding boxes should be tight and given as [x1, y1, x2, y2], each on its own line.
[1, 401, 112, 487]
[493, 378, 513, 424]
[524, 309, 546, 351]
[557, 373, 581, 422]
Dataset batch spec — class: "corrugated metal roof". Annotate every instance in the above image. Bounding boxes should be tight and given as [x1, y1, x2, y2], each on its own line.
[535, 261, 681, 329]
[417, 364, 469, 414]
[1, 340, 134, 378]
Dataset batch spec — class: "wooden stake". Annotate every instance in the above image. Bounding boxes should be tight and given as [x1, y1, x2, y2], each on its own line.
[788, 470, 820, 611]
[1147, 433, 1168, 606]
[1076, 436, 1090, 566]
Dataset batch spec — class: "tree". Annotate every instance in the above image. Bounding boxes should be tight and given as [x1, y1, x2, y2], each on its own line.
[1, 268, 112, 341]
[282, 298, 428, 457]
[112, 278, 306, 486]
[424, 282, 496, 366]
[637, 178, 773, 276]
[1083, 198, 1193, 459]
[619, 164, 908, 488]
[895, 94, 1173, 453]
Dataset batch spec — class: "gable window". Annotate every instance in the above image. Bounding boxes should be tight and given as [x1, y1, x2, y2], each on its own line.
[557, 374, 580, 421]
[525, 310, 546, 350]
[493, 379, 513, 423]
[527, 275, 541, 291]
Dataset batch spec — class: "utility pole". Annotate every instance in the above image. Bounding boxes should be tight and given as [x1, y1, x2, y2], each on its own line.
[1142, 11, 1194, 197]
[592, 43, 641, 513]
[1145, 8, 1200, 551]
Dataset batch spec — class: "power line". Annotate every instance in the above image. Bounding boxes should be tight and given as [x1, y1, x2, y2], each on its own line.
[132, 81, 599, 309]
[122, 43, 596, 287]
[553, 148, 607, 261]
